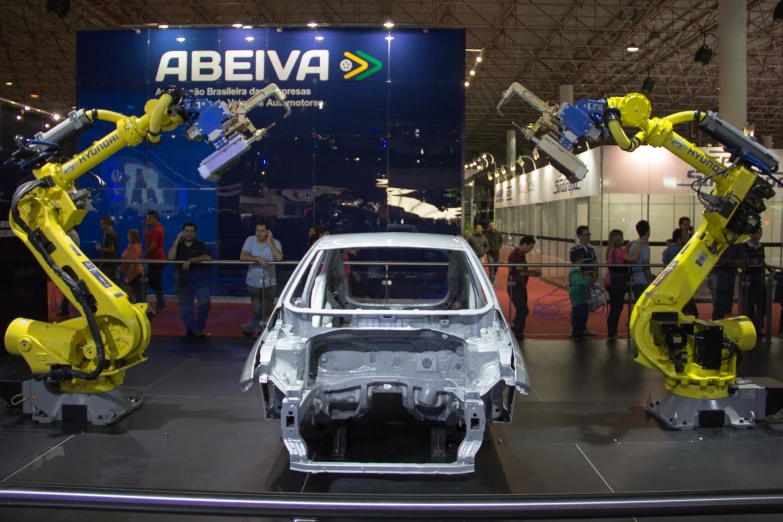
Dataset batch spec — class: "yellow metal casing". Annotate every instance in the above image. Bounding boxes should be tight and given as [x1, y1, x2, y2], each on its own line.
[607, 93, 761, 400]
[4, 94, 179, 394]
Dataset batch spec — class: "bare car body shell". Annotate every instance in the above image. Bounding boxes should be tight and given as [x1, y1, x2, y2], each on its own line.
[240, 233, 530, 474]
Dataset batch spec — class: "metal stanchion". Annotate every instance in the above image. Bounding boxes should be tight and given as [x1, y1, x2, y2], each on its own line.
[738, 273, 748, 317]
[766, 271, 775, 347]
[625, 274, 633, 343]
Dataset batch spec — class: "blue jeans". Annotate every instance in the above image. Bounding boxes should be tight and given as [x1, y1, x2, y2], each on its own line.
[487, 251, 499, 282]
[571, 303, 589, 338]
[244, 285, 276, 333]
[177, 284, 211, 333]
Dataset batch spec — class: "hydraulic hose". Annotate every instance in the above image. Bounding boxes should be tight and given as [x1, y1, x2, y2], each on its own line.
[147, 93, 173, 145]
[665, 111, 706, 126]
[10, 179, 106, 382]
[607, 120, 645, 152]
[86, 109, 126, 123]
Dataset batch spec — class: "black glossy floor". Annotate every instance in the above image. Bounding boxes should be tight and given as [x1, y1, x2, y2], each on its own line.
[2, 336, 783, 522]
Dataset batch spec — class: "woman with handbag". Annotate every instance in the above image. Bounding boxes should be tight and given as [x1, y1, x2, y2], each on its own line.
[605, 229, 643, 340]
[122, 229, 145, 304]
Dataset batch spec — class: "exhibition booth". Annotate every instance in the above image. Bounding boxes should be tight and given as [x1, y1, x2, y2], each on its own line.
[494, 144, 783, 284]
[73, 27, 465, 296]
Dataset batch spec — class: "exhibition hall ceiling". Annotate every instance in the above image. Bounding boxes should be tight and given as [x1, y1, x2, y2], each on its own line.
[1, 0, 781, 155]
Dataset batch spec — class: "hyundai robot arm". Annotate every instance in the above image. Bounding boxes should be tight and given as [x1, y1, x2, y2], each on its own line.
[2, 85, 289, 423]
[499, 85, 780, 429]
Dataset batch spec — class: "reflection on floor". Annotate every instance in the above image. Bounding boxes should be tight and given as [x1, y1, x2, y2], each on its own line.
[2, 336, 783, 521]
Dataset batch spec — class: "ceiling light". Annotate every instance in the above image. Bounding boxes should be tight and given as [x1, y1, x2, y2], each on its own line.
[45, 123, 50, 128]
[159, 25, 169, 29]
[464, 81, 470, 87]
[24, 105, 30, 110]
[469, 70, 476, 76]
[476, 56, 482, 63]
[16, 115, 21, 120]
[53, 113, 60, 121]
[307, 22, 318, 28]
[315, 36, 324, 41]
[176, 37, 185, 42]
[232, 23, 243, 28]
[5, 81, 11, 86]
[30, 93, 39, 98]
[384, 21, 394, 28]
[245, 37, 254, 42]
[626, 43, 640, 52]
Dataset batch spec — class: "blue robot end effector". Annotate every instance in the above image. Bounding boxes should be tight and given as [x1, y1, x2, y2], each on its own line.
[697, 111, 779, 174]
[496, 82, 605, 184]
[184, 84, 291, 182]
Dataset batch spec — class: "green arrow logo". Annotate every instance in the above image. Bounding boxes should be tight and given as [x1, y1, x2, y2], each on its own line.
[342, 50, 382, 80]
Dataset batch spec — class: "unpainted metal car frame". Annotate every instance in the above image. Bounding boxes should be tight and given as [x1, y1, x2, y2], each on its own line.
[240, 233, 530, 474]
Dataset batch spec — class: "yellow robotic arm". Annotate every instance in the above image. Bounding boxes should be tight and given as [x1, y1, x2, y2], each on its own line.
[498, 85, 779, 429]
[602, 94, 777, 428]
[5, 95, 183, 395]
[4, 86, 289, 422]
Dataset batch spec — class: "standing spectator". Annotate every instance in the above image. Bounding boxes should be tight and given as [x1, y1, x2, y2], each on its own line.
[467, 224, 489, 260]
[168, 222, 212, 338]
[240, 221, 284, 337]
[711, 243, 747, 320]
[662, 229, 698, 317]
[56, 227, 80, 317]
[570, 225, 597, 336]
[121, 229, 145, 304]
[679, 216, 692, 243]
[628, 220, 652, 303]
[485, 221, 503, 285]
[143, 210, 166, 315]
[662, 229, 683, 265]
[569, 248, 590, 340]
[604, 229, 642, 340]
[570, 226, 597, 280]
[742, 228, 767, 333]
[308, 227, 318, 247]
[96, 216, 120, 285]
[507, 236, 540, 340]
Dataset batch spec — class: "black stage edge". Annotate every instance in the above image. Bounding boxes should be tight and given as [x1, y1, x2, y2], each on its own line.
[2, 483, 783, 519]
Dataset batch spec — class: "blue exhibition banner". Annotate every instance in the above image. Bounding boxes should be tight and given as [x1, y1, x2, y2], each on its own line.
[76, 27, 465, 297]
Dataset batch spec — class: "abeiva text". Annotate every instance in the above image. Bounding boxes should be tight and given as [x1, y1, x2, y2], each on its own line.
[155, 50, 329, 82]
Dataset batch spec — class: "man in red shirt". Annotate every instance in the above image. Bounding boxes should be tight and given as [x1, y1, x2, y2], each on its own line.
[507, 235, 540, 340]
[143, 210, 166, 314]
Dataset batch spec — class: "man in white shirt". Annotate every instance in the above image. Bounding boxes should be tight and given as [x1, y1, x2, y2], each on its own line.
[240, 220, 284, 337]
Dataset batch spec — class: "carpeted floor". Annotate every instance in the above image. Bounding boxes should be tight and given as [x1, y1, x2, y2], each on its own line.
[46, 270, 778, 340]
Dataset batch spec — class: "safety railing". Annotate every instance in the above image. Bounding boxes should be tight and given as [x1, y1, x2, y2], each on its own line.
[1, 484, 783, 519]
[47, 257, 783, 344]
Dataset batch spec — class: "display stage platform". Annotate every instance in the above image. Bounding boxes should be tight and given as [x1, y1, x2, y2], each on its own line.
[2, 336, 783, 522]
